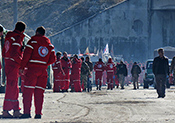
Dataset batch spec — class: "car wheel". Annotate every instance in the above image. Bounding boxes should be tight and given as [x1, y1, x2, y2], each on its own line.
[143, 80, 149, 89]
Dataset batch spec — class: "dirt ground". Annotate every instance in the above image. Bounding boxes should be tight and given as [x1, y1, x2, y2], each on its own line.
[1, 85, 175, 123]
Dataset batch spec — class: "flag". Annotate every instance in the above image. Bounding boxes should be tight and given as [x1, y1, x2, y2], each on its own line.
[103, 44, 109, 54]
[110, 44, 114, 57]
[94, 47, 97, 54]
[99, 49, 103, 58]
[84, 47, 90, 55]
[96, 49, 99, 56]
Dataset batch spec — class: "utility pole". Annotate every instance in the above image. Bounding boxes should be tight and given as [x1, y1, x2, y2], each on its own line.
[13, 0, 18, 26]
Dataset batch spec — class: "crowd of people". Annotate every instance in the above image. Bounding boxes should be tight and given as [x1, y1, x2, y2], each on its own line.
[51, 52, 144, 93]
[0, 21, 168, 120]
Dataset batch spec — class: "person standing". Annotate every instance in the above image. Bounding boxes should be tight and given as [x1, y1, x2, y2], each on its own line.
[85, 56, 93, 92]
[94, 58, 105, 90]
[131, 62, 141, 89]
[114, 63, 120, 88]
[20, 26, 56, 118]
[61, 52, 71, 92]
[106, 58, 116, 90]
[170, 57, 175, 84]
[0, 26, 3, 85]
[81, 57, 90, 92]
[117, 61, 128, 89]
[2, 22, 26, 118]
[52, 51, 65, 92]
[153, 48, 169, 98]
[71, 55, 82, 92]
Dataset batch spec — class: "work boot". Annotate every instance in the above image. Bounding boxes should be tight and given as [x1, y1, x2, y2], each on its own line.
[2, 111, 13, 118]
[13, 110, 22, 118]
[99, 86, 101, 90]
[34, 114, 41, 119]
[96, 85, 99, 90]
[19, 114, 31, 119]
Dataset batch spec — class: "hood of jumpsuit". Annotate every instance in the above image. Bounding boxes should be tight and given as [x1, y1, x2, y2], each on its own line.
[108, 58, 113, 63]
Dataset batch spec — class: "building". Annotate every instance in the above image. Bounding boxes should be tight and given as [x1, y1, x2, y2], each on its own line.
[50, 0, 175, 62]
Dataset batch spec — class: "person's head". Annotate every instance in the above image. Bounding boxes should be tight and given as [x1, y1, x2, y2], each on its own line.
[134, 62, 137, 65]
[15, 21, 26, 33]
[81, 57, 84, 61]
[108, 58, 112, 63]
[36, 26, 45, 35]
[85, 56, 90, 62]
[63, 51, 67, 57]
[0, 25, 3, 36]
[73, 54, 78, 59]
[99, 58, 102, 62]
[56, 51, 62, 59]
[120, 60, 123, 64]
[158, 48, 164, 57]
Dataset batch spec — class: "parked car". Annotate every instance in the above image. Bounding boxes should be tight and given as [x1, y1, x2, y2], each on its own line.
[143, 59, 172, 89]
[143, 59, 154, 89]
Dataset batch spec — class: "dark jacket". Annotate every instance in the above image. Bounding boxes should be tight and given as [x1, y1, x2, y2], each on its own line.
[85, 61, 93, 72]
[153, 56, 169, 75]
[131, 64, 141, 76]
[117, 63, 128, 76]
[81, 61, 90, 75]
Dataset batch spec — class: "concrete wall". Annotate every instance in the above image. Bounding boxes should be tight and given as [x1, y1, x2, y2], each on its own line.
[152, 0, 175, 10]
[50, 0, 148, 62]
[150, 0, 175, 58]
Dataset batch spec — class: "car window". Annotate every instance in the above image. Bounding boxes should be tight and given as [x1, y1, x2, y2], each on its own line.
[146, 61, 153, 69]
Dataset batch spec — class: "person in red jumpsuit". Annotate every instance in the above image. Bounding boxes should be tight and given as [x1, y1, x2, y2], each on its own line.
[71, 54, 82, 92]
[52, 51, 65, 92]
[20, 26, 56, 119]
[106, 58, 116, 90]
[61, 52, 71, 92]
[2, 22, 26, 118]
[94, 58, 105, 90]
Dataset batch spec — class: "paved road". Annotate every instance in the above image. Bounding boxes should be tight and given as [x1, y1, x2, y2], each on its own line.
[0, 85, 175, 123]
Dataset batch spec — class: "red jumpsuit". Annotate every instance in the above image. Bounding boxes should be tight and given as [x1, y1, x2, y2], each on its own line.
[106, 58, 116, 90]
[71, 58, 82, 92]
[61, 57, 71, 91]
[52, 58, 64, 92]
[94, 61, 105, 88]
[21, 34, 56, 115]
[2, 30, 25, 111]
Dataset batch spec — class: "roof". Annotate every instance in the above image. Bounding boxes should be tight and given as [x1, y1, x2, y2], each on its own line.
[154, 46, 175, 51]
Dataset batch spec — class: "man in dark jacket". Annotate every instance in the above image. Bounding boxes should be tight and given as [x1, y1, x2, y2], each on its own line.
[85, 56, 93, 92]
[131, 62, 141, 89]
[117, 61, 128, 89]
[153, 48, 169, 98]
[81, 57, 90, 91]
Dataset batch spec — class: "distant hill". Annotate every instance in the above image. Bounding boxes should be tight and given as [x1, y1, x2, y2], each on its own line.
[0, 0, 124, 36]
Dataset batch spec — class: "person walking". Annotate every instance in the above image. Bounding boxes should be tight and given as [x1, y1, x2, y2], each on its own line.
[61, 52, 71, 92]
[71, 55, 82, 92]
[106, 58, 116, 90]
[85, 56, 93, 92]
[153, 48, 169, 98]
[20, 26, 56, 118]
[131, 62, 141, 89]
[52, 51, 65, 92]
[94, 58, 105, 90]
[80, 57, 90, 92]
[2, 22, 26, 118]
[117, 61, 128, 89]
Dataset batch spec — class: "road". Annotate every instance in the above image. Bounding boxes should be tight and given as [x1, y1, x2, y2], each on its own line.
[0, 85, 175, 123]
